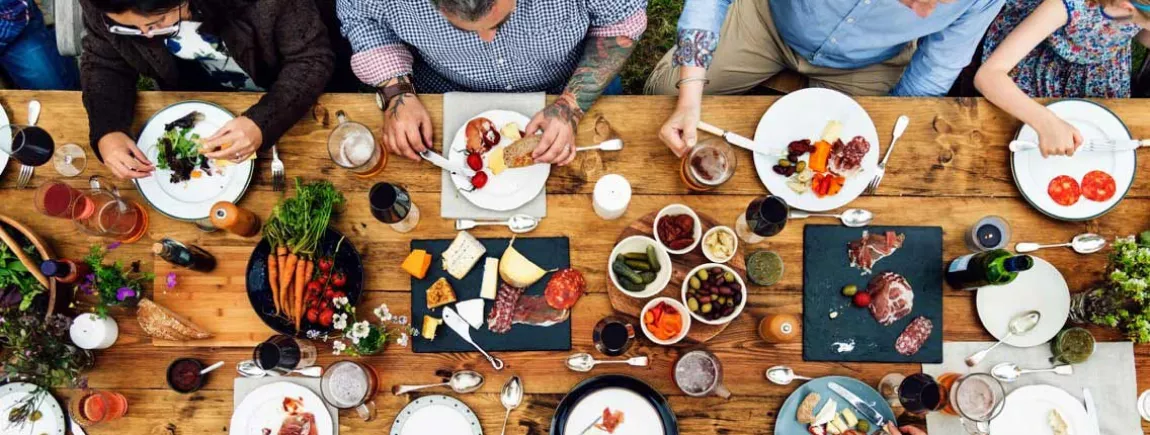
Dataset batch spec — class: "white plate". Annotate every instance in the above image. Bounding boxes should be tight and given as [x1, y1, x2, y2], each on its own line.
[752, 88, 879, 212]
[0, 103, 9, 178]
[448, 110, 549, 211]
[976, 257, 1069, 347]
[1011, 100, 1134, 221]
[230, 382, 334, 435]
[135, 101, 254, 221]
[562, 387, 666, 435]
[390, 395, 482, 435]
[0, 382, 65, 435]
[989, 385, 1090, 435]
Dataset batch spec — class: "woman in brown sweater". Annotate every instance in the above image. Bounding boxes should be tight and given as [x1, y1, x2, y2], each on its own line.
[80, 0, 334, 179]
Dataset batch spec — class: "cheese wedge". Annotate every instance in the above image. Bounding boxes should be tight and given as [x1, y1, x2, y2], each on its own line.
[820, 120, 843, 143]
[421, 315, 442, 340]
[456, 299, 485, 329]
[402, 249, 432, 279]
[812, 401, 837, 427]
[442, 231, 486, 280]
[499, 237, 546, 288]
[426, 278, 457, 309]
[500, 123, 522, 141]
[840, 409, 858, 427]
[480, 257, 500, 300]
[827, 416, 847, 434]
[489, 147, 507, 176]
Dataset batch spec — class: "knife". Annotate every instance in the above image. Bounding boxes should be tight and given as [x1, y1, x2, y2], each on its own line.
[419, 149, 477, 178]
[70, 416, 87, 435]
[442, 307, 504, 370]
[1009, 138, 1150, 153]
[828, 381, 886, 427]
[1084, 388, 1100, 435]
[696, 122, 783, 156]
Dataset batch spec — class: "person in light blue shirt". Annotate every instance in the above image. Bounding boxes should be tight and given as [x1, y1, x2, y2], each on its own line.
[645, 0, 1004, 156]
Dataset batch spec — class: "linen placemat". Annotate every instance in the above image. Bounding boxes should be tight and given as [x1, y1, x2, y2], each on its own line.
[440, 92, 547, 220]
[922, 341, 1138, 435]
[234, 376, 340, 435]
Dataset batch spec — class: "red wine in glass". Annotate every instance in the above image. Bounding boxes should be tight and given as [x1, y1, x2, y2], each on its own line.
[745, 195, 789, 238]
[898, 373, 944, 414]
[1, 125, 55, 166]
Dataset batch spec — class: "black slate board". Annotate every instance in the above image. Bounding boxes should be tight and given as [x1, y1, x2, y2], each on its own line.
[802, 225, 943, 363]
[411, 236, 571, 353]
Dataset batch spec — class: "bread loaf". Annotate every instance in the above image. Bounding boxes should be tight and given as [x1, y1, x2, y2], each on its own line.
[137, 298, 212, 341]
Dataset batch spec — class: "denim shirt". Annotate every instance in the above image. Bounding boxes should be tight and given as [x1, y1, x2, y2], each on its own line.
[673, 0, 1005, 96]
[0, 0, 28, 50]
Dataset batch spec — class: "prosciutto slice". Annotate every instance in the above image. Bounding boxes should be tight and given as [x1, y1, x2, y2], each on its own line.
[828, 136, 870, 177]
[847, 230, 905, 274]
[512, 295, 570, 327]
[867, 272, 914, 326]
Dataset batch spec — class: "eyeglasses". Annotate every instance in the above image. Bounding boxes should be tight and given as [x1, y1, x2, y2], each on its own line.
[105, 4, 182, 37]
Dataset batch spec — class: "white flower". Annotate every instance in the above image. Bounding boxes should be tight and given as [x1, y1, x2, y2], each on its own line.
[333, 313, 348, 331]
[396, 332, 409, 347]
[305, 330, 320, 339]
[332, 340, 346, 355]
[333, 296, 349, 308]
[374, 304, 393, 322]
[350, 321, 371, 339]
[350, 335, 360, 345]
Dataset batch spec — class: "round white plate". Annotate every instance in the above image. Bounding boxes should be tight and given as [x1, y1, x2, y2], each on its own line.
[752, 88, 879, 212]
[989, 385, 1090, 434]
[0, 382, 65, 435]
[562, 387, 665, 435]
[1011, 100, 1134, 221]
[230, 382, 334, 435]
[449, 110, 549, 211]
[135, 100, 254, 221]
[0, 103, 10, 178]
[390, 395, 482, 435]
[976, 257, 1069, 347]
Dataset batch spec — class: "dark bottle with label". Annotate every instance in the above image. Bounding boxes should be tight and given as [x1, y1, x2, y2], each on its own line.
[152, 238, 216, 272]
[40, 259, 91, 285]
[945, 249, 1033, 290]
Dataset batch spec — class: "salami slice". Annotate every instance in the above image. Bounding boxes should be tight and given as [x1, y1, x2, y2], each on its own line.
[1081, 170, 1116, 202]
[488, 283, 524, 334]
[895, 316, 932, 356]
[545, 269, 586, 310]
[1047, 175, 1081, 206]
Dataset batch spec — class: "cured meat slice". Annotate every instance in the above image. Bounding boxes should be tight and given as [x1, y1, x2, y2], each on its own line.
[867, 272, 914, 326]
[277, 412, 317, 435]
[1081, 170, 1116, 202]
[512, 295, 570, 327]
[895, 316, 933, 356]
[488, 283, 525, 334]
[828, 136, 870, 177]
[545, 268, 586, 310]
[595, 407, 625, 433]
[847, 230, 905, 274]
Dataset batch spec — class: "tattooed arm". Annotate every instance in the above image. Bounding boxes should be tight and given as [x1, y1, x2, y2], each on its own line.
[525, 35, 638, 165]
[378, 74, 433, 161]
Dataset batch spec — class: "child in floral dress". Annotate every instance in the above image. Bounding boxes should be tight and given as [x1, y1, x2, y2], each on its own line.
[975, 0, 1150, 157]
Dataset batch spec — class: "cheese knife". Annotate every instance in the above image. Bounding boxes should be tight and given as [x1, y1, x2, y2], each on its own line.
[420, 149, 477, 178]
[442, 307, 504, 370]
[1084, 388, 1100, 435]
[828, 381, 886, 427]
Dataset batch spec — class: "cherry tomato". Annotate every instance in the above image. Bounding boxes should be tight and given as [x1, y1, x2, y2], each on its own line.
[332, 271, 347, 288]
[318, 257, 334, 273]
[471, 172, 489, 189]
[466, 153, 483, 171]
[306, 281, 322, 296]
[319, 309, 334, 327]
[852, 292, 872, 307]
[306, 308, 320, 324]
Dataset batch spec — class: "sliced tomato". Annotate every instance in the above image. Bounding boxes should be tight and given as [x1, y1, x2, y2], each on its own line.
[1047, 175, 1081, 206]
[1081, 170, 1116, 202]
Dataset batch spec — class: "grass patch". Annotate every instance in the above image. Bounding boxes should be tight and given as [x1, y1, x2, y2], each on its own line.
[621, 0, 683, 95]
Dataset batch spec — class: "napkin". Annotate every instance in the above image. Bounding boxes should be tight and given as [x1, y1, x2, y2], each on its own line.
[922, 341, 1139, 435]
[233, 376, 340, 435]
[440, 92, 547, 220]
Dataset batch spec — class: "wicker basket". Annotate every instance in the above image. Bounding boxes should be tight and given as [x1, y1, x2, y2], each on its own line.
[0, 214, 60, 319]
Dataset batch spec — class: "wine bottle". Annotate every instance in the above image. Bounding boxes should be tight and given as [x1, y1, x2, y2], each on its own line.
[152, 238, 216, 272]
[945, 249, 1033, 290]
[40, 258, 91, 285]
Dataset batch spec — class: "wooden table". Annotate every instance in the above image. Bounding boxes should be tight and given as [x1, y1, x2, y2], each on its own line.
[2, 90, 1148, 434]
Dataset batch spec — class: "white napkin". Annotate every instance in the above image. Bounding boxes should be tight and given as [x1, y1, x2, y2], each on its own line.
[922, 341, 1138, 435]
[440, 92, 547, 220]
[233, 376, 340, 435]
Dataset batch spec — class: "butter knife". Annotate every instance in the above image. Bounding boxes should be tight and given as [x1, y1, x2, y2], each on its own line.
[70, 416, 87, 435]
[828, 381, 886, 427]
[1084, 388, 1100, 435]
[442, 307, 504, 370]
[1009, 138, 1150, 153]
[420, 149, 477, 178]
[697, 121, 782, 156]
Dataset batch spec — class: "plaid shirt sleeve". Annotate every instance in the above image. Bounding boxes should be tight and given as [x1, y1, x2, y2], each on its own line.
[586, 0, 647, 41]
[0, 0, 29, 51]
[336, 0, 413, 86]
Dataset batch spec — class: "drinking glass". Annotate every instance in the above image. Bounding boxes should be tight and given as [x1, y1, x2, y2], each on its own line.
[321, 360, 379, 421]
[53, 143, 87, 177]
[946, 373, 1005, 435]
[34, 180, 84, 219]
[592, 316, 635, 357]
[735, 195, 788, 244]
[328, 111, 386, 177]
[0, 124, 54, 166]
[673, 349, 731, 399]
[369, 182, 419, 233]
[966, 216, 1010, 252]
[898, 373, 944, 415]
[254, 335, 317, 375]
[680, 138, 736, 191]
[69, 390, 128, 427]
[71, 176, 149, 243]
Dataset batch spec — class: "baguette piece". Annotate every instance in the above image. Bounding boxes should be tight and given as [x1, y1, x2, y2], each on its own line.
[137, 298, 212, 341]
[797, 392, 821, 424]
[502, 136, 540, 169]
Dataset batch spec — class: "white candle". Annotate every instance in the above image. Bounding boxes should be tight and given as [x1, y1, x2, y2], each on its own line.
[70, 313, 119, 350]
[593, 174, 631, 220]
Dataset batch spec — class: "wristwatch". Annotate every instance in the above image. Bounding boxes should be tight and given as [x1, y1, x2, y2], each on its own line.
[375, 76, 417, 110]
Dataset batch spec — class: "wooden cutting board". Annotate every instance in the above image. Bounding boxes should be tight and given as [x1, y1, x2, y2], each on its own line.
[151, 246, 274, 347]
[608, 210, 747, 343]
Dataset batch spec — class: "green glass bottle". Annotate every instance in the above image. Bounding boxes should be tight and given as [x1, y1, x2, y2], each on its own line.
[945, 249, 1033, 290]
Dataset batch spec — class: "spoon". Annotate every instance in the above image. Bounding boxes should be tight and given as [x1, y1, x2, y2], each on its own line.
[391, 370, 485, 395]
[455, 214, 539, 234]
[990, 362, 1073, 383]
[27, 100, 40, 126]
[235, 360, 323, 378]
[788, 209, 874, 228]
[564, 353, 650, 372]
[200, 361, 225, 375]
[576, 139, 623, 152]
[499, 376, 523, 435]
[1015, 233, 1106, 254]
[965, 310, 1042, 367]
[765, 365, 813, 386]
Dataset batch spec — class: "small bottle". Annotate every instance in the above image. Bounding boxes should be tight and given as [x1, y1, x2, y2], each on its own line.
[152, 238, 216, 272]
[40, 259, 91, 285]
[758, 313, 800, 343]
[209, 201, 261, 237]
[945, 249, 1033, 290]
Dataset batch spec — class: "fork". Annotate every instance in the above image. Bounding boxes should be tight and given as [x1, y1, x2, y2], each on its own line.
[16, 164, 32, 188]
[270, 144, 285, 192]
[866, 115, 909, 195]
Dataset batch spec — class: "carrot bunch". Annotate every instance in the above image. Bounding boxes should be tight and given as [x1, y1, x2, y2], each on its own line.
[262, 178, 345, 331]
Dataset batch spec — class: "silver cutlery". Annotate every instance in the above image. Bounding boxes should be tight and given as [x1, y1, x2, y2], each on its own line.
[455, 214, 539, 233]
[499, 376, 523, 435]
[789, 208, 873, 227]
[16, 100, 41, 189]
[577, 414, 604, 435]
[420, 149, 476, 178]
[235, 359, 322, 378]
[442, 307, 504, 370]
[1015, 233, 1106, 254]
[1084, 388, 1100, 435]
[828, 381, 886, 427]
[765, 365, 813, 386]
[576, 138, 623, 153]
[564, 353, 649, 372]
[1009, 138, 1150, 153]
[866, 115, 909, 195]
[990, 362, 1072, 383]
[697, 121, 777, 156]
[392, 370, 484, 395]
[966, 310, 1041, 366]
[16, 164, 32, 189]
[270, 144, 285, 192]
[27, 100, 40, 126]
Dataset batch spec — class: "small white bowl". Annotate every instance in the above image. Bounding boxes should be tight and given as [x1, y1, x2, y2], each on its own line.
[639, 297, 691, 345]
[681, 263, 747, 326]
[608, 235, 673, 298]
[653, 204, 702, 255]
[701, 226, 738, 264]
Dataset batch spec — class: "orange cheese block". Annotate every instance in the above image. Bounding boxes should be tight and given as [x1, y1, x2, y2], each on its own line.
[402, 250, 432, 279]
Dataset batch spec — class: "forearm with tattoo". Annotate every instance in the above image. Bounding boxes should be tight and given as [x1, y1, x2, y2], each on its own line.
[546, 35, 637, 127]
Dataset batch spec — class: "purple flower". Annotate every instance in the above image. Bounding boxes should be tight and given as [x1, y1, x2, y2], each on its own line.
[106, 241, 121, 250]
[115, 287, 136, 302]
[166, 272, 178, 289]
[80, 274, 96, 295]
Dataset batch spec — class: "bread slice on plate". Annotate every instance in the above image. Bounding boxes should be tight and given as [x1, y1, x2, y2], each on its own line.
[797, 392, 821, 424]
[502, 136, 540, 169]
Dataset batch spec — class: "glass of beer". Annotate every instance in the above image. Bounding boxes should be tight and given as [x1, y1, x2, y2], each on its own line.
[321, 360, 379, 421]
[328, 111, 385, 176]
[680, 138, 736, 191]
[944, 373, 1005, 435]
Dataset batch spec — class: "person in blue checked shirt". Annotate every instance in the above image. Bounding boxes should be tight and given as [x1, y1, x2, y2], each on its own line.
[337, 0, 647, 166]
[645, 0, 1005, 157]
[0, 0, 80, 90]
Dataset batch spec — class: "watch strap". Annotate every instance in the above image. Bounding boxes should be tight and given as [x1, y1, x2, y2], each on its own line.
[376, 78, 416, 110]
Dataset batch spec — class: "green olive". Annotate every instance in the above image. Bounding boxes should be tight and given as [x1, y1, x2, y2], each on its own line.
[697, 270, 709, 281]
[687, 297, 699, 312]
[777, 159, 791, 167]
[842, 284, 858, 297]
[856, 421, 870, 432]
[701, 302, 713, 313]
[724, 272, 736, 282]
[796, 161, 807, 173]
[689, 276, 701, 289]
